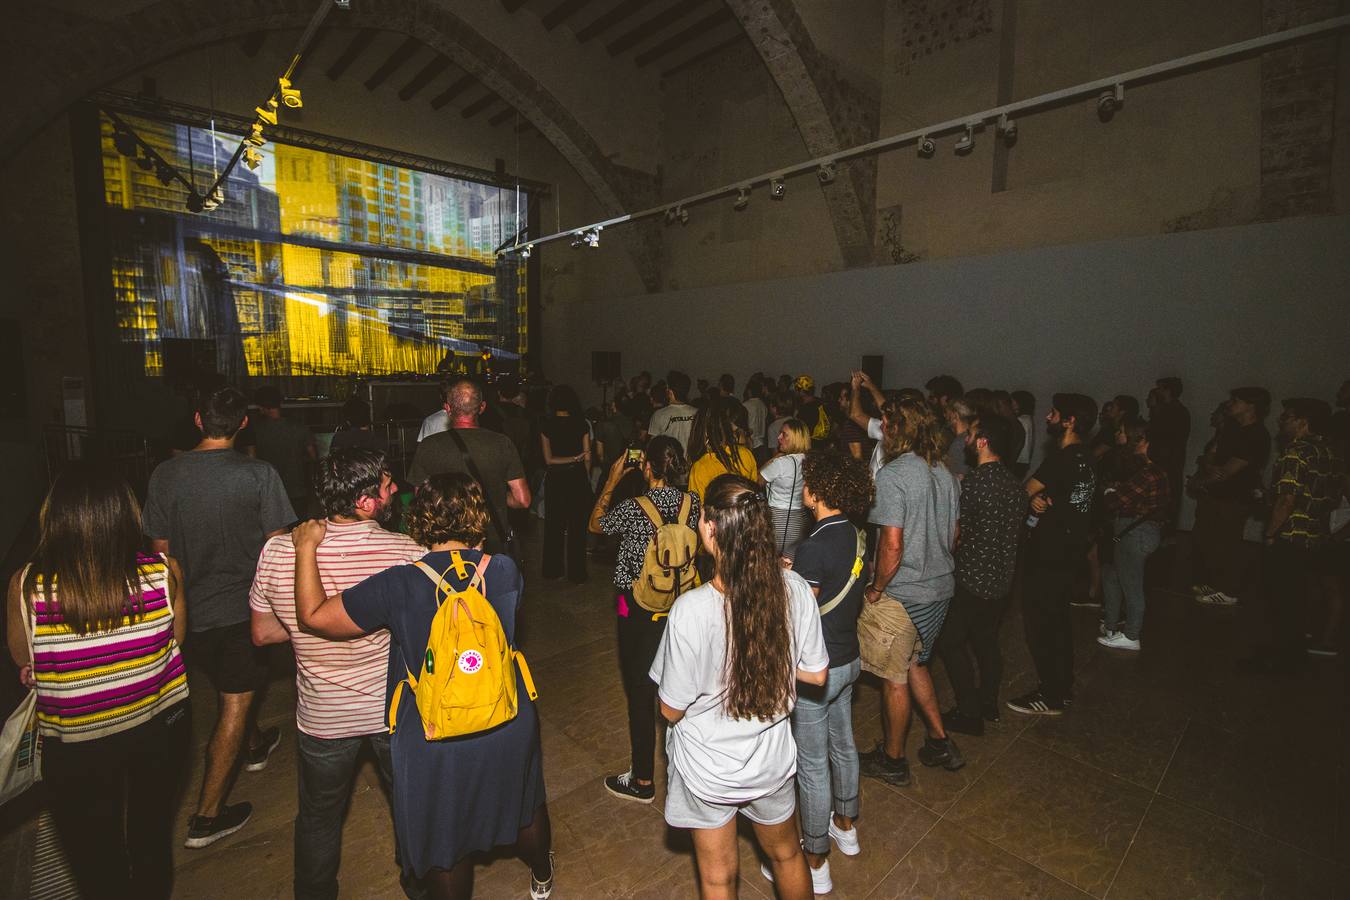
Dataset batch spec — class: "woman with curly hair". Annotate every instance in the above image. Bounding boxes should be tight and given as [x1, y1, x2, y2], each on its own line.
[292, 473, 554, 900]
[652, 474, 828, 900]
[786, 450, 874, 891]
[858, 396, 964, 788]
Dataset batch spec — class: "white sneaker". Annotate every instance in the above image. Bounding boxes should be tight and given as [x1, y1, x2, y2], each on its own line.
[761, 859, 833, 895]
[828, 820, 860, 856]
[1097, 632, 1140, 651]
[1196, 591, 1238, 606]
[1190, 582, 1215, 595]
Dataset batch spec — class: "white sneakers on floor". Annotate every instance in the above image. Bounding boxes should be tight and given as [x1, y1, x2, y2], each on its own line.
[1196, 590, 1238, 606]
[1097, 631, 1141, 651]
[761, 858, 833, 895]
[828, 820, 860, 856]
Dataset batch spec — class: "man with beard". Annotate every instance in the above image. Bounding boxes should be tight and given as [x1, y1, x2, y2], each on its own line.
[250, 449, 425, 899]
[1007, 393, 1098, 716]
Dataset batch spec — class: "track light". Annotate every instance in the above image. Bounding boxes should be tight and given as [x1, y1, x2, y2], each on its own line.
[112, 128, 137, 157]
[585, 226, 601, 248]
[1097, 83, 1124, 122]
[335, 0, 350, 8]
[520, 244, 532, 259]
[246, 123, 266, 147]
[665, 207, 677, 225]
[135, 155, 154, 171]
[954, 123, 975, 155]
[770, 177, 786, 200]
[255, 99, 279, 127]
[733, 186, 750, 211]
[277, 77, 303, 109]
[917, 135, 935, 158]
[154, 162, 175, 185]
[243, 146, 264, 171]
[816, 162, 836, 184]
[677, 206, 689, 225]
[186, 193, 205, 213]
[200, 185, 224, 212]
[998, 113, 1017, 144]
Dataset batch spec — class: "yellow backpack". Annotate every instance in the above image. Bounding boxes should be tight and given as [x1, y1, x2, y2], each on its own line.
[387, 553, 537, 741]
[631, 493, 700, 613]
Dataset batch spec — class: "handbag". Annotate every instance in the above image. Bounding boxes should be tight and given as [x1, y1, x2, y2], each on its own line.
[0, 571, 42, 806]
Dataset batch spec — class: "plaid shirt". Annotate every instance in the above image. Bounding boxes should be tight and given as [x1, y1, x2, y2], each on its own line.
[1272, 435, 1339, 548]
[1109, 462, 1171, 522]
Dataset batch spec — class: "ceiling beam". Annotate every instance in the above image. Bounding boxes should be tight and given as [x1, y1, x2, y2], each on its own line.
[326, 29, 377, 81]
[240, 32, 266, 58]
[661, 33, 746, 79]
[607, 0, 710, 56]
[365, 37, 421, 91]
[290, 26, 331, 80]
[429, 74, 476, 109]
[542, 0, 595, 31]
[461, 92, 498, 118]
[574, 0, 655, 44]
[398, 56, 452, 100]
[634, 7, 734, 66]
[488, 107, 516, 126]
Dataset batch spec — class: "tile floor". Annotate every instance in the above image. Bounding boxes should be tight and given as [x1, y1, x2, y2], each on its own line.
[3, 537, 1347, 898]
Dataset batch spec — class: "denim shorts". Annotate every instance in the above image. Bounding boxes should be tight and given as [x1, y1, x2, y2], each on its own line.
[663, 765, 797, 830]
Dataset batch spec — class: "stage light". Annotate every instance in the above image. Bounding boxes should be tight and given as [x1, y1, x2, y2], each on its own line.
[733, 186, 750, 210]
[243, 146, 264, 171]
[520, 244, 532, 258]
[677, 206, 689, 225]
[954, 123, 975, 155]
[917, 135, 935, 158]
[154, 162, 175, 185]
[335, 0, 350, 8]
[246, 123, 266, 147]
[664, 207, 677, 225]
[584, 226, 601, 248]
[255, 100, 279, 127]
[112, 128, 137, 157]
[186, 193, 205, 213]
[135, 155, 154, 171]
[998, 113, 1017, 144]
[1097, 83, 1124, 122]
[816, 162, 837, 184]
[770, 177, 786, 199]
[277, 77, 303, 109]
[201, 185, 224, 211]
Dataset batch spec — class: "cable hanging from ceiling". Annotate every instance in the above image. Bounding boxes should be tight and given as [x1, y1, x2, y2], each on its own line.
[504, 13, 1350, 256]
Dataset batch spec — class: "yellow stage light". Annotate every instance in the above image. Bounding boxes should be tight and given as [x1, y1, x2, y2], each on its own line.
[243, 146, 263, 170]
[278, 77, 303, 109]
[255, 100, 279, 127]
[246, 123, 266, 147]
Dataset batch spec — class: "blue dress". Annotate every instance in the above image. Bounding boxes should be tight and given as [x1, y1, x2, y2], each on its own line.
[342, 549, 546, 877]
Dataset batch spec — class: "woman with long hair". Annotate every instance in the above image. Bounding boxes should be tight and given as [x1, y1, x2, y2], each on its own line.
[588, 435, 699, 803]
[688, 397, 759, 505]
[652, 474, 829, 900]
[540, 383, 591, 583]
[788, 450, 875, 892]
[293, 473, 553, 900]
[759, 418, 813, 559]
[6, 464, 190, 900]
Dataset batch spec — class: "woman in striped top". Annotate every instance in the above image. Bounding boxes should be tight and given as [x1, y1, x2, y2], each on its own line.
[6, 464, 190, 900]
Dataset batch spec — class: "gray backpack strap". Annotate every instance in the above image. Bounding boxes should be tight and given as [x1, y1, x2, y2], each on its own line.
[817, 527, 866, 617]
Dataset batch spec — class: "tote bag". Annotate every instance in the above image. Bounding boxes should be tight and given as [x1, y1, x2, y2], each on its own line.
[0, 574, 41, 806]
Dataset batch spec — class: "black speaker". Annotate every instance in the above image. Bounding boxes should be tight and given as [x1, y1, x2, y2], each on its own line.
[591, 351, 621, 384]
[860, 354, 884, 387]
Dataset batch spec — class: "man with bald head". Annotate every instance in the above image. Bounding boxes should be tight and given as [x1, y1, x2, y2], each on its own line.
[408, 377, 530, 557]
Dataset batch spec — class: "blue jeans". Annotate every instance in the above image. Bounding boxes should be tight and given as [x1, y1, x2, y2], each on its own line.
[790, 658, 861, 855]
[295, 730, 395, 900]
[1102, 518, 1162, 641]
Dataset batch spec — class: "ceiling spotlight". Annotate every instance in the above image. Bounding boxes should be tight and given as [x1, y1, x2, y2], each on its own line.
[112, 128, 137, 157]
[998, 113, 1017, 144]
[917, 135, 935, 158]
[954, 123, 975, 155]
[255, 99, 279, 127]
[1097, 83, 1124, 122]
[519, 244, 532, 259]
[770, 177, 786, 200]
[584, 226, 601, 248]
[816, 162, 837, 185]
[571, 231, 586, 248]
[199, 185, 224, 212]
[334, 0, 350, 8]
[243, 146, 264, 171]
[733, 186, 750, 211]
[664, 207, 677, 225]
[246, 123, 266, 147]
[677, 206, 689, 225]
[277, 77, 303, 109]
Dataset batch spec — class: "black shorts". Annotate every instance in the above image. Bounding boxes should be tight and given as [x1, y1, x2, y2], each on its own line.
[188, 622, 268, 694]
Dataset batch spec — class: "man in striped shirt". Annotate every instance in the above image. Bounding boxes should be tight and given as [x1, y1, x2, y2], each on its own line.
[250, 449, 424, 900]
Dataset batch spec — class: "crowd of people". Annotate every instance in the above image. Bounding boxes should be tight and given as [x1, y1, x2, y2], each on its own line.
[4, 366, 1347, 899]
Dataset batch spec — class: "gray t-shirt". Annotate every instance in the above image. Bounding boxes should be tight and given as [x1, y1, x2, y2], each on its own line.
[650, 403, 698, 453]
[143, 449, 296, 631]
[250, 415, 313, 500]
[407, 427, 526, 542]
[869, 452, 960, 603]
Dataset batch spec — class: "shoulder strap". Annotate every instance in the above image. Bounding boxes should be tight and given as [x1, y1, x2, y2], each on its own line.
[18, 565, 34, 660]
[817, 527, 866, 617]
[677, 491, 693, 525]
[1112, 517, 1148, 542]
[634, 495, 666, 531]
[444, 429, 509, 544]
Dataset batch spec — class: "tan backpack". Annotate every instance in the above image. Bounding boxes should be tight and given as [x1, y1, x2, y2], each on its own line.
[630, 493, 700, 613]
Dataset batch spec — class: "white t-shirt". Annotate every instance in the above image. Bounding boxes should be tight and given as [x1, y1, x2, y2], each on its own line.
[743, 397, 769, 449]
[650, 402, 698, 453]
[650, 571, 829, 804]
[760, 453, 806, 509]
[417, 409, 450, 442]
[867, 418, 885, 478]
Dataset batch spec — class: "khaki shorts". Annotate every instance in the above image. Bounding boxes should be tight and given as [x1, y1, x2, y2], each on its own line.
[857, 596, 921, 684]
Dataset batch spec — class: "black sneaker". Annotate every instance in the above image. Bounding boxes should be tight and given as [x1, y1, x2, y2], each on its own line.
[184, 801, 253, 849]
[941, 708, 984, 737]
[1005, 690, 1064, 716]
[918, 736, 966, 771]
[604, 770, 655, 804]
[529, 851, 556, 900]
[860, 747, 911, 786]
[244, 726, 282, 772]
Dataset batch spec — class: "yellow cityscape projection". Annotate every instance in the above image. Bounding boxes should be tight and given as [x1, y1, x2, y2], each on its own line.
[100, 113, 528, 378]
